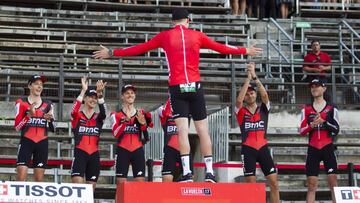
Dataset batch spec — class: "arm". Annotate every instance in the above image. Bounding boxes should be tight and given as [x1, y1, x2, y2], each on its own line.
[110, 113, 127, 138]
[96, 79, 107, 121]
[303, 65, 321, 73]
[93, 34, 162, 59]
[300, 108, 313, 136]
[47, 103, 56, 133]
[323, 107, 340, 136]
[249, 63, 269, 105]
[201, 33, 262, 56]
[235, 74, 251, 110]
[14, 100, 32, 132]
[319, 54, 332, 72]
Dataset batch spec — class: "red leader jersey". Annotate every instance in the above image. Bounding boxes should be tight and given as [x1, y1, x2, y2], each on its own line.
[110, 109, 153, 152]
[235, 102, 270, 150]
[14, 98, 55, 143]
[300, 103, 340, 149]
[113, 25, 247, 86]
[71, 99, 106, 155]
[303, 51, 332, 74]
[157, 100, 179, 151]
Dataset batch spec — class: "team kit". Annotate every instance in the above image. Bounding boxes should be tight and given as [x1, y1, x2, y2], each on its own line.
[13, 8, 340, 203]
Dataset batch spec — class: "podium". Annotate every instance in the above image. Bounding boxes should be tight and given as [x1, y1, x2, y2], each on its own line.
[116, 182, 266, 203]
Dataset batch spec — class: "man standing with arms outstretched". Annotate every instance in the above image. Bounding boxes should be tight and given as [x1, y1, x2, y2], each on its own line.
[93, 8, 262, 182]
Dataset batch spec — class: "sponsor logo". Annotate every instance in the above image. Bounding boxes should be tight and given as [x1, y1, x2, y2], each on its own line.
[328, 168, 334, 173]
[79, 126, 99, 134]
[137, 171, 143, 176]
[181, 187, 212, 196]
[0, 184, 86, 197]
[244, 121, 265, 130]
[28, 118, 46, 126]
[37, 163, 44, 167]
[167, 125, 178, 133]
[90, 176, 97, 180]
[0, 185, 8, 195]
[340, 189, 360, 200]
[124, 125, 139, 133]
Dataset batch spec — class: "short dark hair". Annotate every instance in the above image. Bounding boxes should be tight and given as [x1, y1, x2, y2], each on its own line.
[311, 40, 320, 46]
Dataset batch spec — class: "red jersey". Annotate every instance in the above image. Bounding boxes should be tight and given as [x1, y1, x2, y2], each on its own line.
[71, 99, 106, 155]
[14, 98, 55, 143]
[303, 51, 332, 73]
[113, 25, 247, 86]
[110, 109, 153, 152]
[300, 103, 340, 149]
[235, 102, 270, 150]
[157, 100, 179, 151]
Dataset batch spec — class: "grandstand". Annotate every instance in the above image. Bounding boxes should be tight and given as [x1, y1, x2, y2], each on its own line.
[0, 0, 360, 202]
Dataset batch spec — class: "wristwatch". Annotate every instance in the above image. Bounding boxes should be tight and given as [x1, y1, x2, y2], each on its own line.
[108, 48, 113, 57]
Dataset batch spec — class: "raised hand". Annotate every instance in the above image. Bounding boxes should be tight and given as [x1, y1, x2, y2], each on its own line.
[44, 112, 54, 121]
[92, 45, 111, 59]
[247, 62, 256, 79]
[81, 76, 88, 91]
[28, 102, 37, 117]
[136, 111, 146, 126]
[246, 44, 262, 57]
[96, 80, 107, 94]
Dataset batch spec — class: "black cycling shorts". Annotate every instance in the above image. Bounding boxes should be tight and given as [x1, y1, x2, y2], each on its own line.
[241, 145, 277, 177]
[16, 137, 48, 169]
[71, 148, 100, 182]
[115, 146, 145, 178]
[306, 144, 338, 177]
[169, 82, 207, 121]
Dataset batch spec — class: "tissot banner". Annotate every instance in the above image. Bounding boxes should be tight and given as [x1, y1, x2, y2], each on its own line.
[334, 187, 360, 202]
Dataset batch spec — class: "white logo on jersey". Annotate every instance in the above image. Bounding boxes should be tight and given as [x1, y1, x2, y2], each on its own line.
[28, 118, 46, 125]
[244, 121, 265, 130]
[137, 171, 143, 176]
[79, 126, 99, 134]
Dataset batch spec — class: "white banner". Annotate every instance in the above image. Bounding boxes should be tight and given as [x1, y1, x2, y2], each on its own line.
[0, 181, 93, 203]
[334, 187, 360, 202]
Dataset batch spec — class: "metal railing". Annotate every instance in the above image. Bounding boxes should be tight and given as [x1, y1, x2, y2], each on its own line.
[267, 18, 296, 103]
[339, 20, 360, 100]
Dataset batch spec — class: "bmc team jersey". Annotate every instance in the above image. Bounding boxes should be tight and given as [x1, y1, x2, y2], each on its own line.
[14, 98, 55, 143]
[113, 25, 247, 86]
[157, 100, 179, 151]
[300, 103, 340, 149]
[110, 109, 153, 152]
[235, 102, 270, 150]
[71, 99, 106, 155]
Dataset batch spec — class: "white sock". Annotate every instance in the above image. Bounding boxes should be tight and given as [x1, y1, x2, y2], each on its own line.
[204, 156, 214, 175]
[181, 154, 192, 175]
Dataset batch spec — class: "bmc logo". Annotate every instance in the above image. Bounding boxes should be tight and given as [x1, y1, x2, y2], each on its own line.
[0, 184, 8, 195]
[79, 126, 99, 134]
[181, 187, 212, 196]
[244, 121, 265, 130]
[341, 190, 360, 200]
[167, 125, 177, 133]
[28, 118, 46, 125]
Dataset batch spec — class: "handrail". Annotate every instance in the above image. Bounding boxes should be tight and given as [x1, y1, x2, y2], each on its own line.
[267, 17, 295, 103]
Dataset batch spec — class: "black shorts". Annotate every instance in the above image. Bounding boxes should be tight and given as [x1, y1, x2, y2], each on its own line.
[241, 145, 277, 177]
[115, 147, 145, 178]
[306, 144, 338, 177]
[16, 137, 48, 169]
[169, 82, 207, 121]
[71, 148, 100, 182]
[162, 146, 186, 176]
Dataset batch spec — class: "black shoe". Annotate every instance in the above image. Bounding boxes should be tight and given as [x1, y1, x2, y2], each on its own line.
[178, 173, 193, 182]
[204, 173, 217, 183]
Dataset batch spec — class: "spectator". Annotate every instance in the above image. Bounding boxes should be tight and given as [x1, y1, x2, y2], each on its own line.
[278, 0, 293, 18]
[231, 0, 247, 15]
[303, 40, 332, 82]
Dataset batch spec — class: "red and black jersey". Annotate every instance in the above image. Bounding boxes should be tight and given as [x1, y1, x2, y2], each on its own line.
[113, 25, 247, 86]
[300, 103, 340, 149]
[14, 97, 55, 143]
[71, 99, 106, 155]
[110, 109, 153, 152]
[235, 102, 270, 150]
[157, 100, 179, 151]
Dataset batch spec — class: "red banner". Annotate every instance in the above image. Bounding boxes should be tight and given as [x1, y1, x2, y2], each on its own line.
[116, 182, 266, 203]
